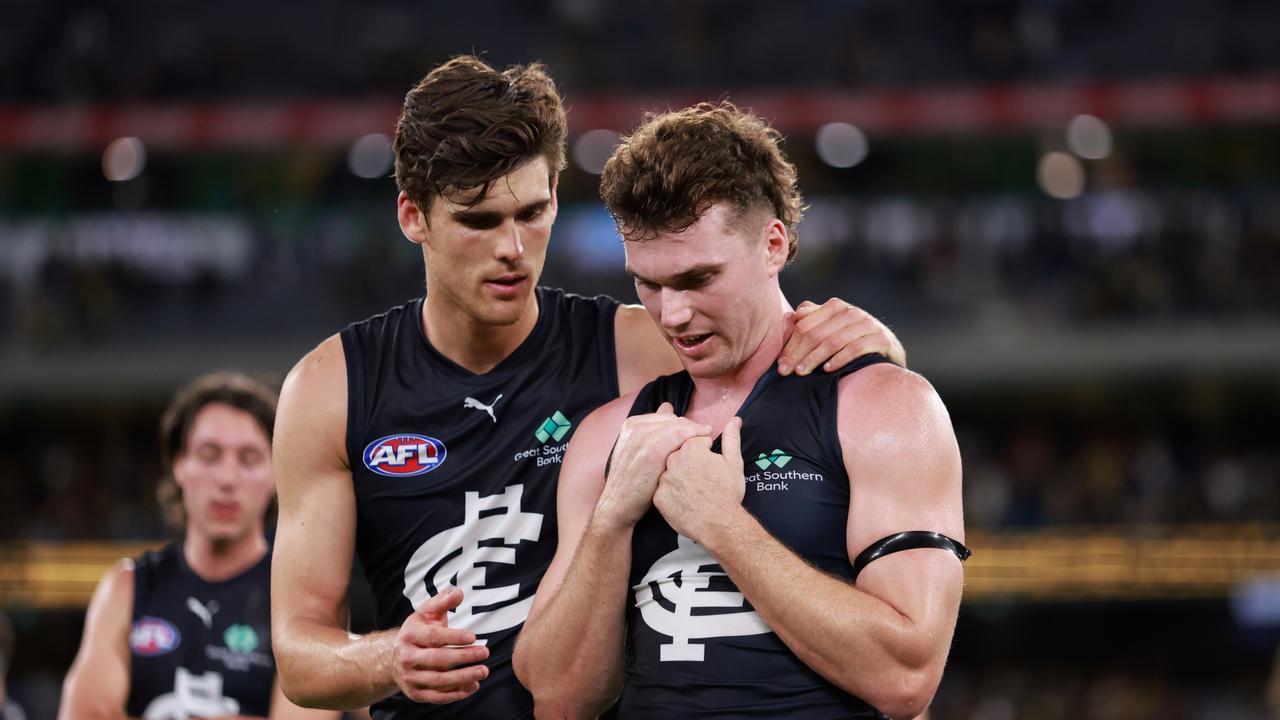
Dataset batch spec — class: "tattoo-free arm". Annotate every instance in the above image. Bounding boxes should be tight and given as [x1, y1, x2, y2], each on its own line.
[513, 398, 635, 719]
[58, 560, 136, 720]
[271, 335, 400, 709]
[696, 366, 964, 720]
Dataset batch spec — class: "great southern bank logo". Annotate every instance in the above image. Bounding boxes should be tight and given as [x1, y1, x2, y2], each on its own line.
[364, 434, 447, 477]
[753, 449, 793, 470]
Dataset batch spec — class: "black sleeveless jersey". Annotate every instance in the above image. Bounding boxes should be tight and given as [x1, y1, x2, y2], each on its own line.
[341, 287, 620, 719]
[619, 354, 891, 720]
[126, 542, 275, 720]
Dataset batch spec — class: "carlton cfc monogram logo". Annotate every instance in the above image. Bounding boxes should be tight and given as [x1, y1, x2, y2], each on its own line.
[635, 535, 771, 661]
[402, 484, 543, 637]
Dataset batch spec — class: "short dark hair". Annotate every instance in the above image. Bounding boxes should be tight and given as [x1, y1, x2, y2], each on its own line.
[599, 101, 806, 262]
[394, 55, 568, 214]
[156, 372, 277, 529]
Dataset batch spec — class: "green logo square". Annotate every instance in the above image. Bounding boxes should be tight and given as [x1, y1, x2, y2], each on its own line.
[535, 410, 572, 444]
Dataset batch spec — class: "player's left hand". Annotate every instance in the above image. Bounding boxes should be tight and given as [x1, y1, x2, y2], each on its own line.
[779, 299, 906, 375]
[654, 416, 745, 543]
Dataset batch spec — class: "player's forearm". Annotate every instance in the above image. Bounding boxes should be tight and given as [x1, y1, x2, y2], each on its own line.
[515, 515, 635, 718]
[274, 618, 398, 710]
[57, 665, 131, 720]
[700, 507, 946, 720]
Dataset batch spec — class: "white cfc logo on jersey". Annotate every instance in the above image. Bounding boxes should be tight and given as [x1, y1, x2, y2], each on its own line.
[635, 534, 771, 662]
[403, 484, 543, 637]
[143, 666, 239, 720]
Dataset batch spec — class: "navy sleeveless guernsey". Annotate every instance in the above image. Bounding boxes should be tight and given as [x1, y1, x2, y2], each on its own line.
[126, 542, 276, 719]
[619, 355, 891, 720]
[341, 287, 620, 719]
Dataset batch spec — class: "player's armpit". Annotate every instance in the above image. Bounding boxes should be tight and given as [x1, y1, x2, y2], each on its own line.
[58, 560, 134, 720]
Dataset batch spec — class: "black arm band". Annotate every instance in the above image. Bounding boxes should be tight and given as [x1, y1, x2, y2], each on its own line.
[852, 531, 971, 582]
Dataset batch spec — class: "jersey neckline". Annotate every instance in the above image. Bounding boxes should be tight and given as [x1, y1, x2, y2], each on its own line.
[174, 540, 272, 589]
[411, 287, 557, 384]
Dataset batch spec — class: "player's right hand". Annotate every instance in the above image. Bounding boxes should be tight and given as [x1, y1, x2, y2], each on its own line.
[393, 587, 490, 704]
[595, 402, 711, 529]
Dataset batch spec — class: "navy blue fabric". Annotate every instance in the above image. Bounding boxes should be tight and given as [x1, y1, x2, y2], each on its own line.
[341, 287, 620, 719]
[619, 355, 891, 719]
[126, 542, 275, 719]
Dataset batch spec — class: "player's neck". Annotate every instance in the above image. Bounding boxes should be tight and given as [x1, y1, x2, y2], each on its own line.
[184, 529, 267, 583]
[421, 292, 540, 374]
[687, 309, 788, 423]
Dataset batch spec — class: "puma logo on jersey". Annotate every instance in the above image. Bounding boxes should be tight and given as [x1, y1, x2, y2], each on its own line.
[634, 535, 771, 661]
[403, 484, 543, 638]
[463, 394, 503, 423]
[186, 597, 219, 629]
[363, 434, 447, 477]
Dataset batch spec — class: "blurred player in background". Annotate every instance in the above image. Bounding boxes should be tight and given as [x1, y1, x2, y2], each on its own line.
[59, 372, 338, 720]
[515, 103, 967, 719]
[271, 55, 907, 719]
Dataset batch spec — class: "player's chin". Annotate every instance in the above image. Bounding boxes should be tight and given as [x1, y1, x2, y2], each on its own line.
[683, 353, 735, 379]
[479, 296, 532, 326]
[202, 518, 249, 543]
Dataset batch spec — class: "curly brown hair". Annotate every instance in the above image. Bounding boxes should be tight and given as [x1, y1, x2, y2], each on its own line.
[156, 372, 278, 530]
[599, 101, 806, 262]
[394, 55, 568, 215]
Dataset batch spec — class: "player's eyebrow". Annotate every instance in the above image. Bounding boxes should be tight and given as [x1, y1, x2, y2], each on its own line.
[625, 262, 723, 288]
[451, 198, 550, 225]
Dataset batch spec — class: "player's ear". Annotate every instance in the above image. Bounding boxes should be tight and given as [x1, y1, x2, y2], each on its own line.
[397, 191, 429, 246]
[762, 219, 789, 277]
[548, 172, 560, 220]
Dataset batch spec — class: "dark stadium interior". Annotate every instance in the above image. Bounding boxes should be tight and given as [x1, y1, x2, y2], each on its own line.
[3, 1, 1280, 719]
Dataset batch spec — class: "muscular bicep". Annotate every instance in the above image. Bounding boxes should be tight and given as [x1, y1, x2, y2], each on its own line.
[614, 304, 681, 396]
[271, 336, 356, 641]
[839, 366, 965, 638]
[527, 397, 633, 618]
[59, 561, 133, 720]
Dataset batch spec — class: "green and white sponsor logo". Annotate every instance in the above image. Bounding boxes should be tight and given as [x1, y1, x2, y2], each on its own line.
[223, 624, 258, 654]
[535, 411, 572, 444]
[754, 449, 793, 470]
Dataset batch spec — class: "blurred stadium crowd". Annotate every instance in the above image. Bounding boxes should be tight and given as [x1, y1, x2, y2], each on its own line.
[3, 1, 1280, 719]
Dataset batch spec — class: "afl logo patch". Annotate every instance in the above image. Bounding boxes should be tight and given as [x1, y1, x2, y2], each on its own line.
[364, 434, 447, 477]
[129, 616, 180, 656]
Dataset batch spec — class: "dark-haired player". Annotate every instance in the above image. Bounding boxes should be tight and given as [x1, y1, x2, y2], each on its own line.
[59, 373, 337, 720]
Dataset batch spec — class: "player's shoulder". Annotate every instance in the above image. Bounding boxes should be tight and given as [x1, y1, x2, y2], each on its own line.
[91, 556, 137, 611]
[282, 333, 347, 399]
[836, 362, 957, 468]
[837, 362, 950, 431]
[576, 391, 639, 442]
[131, 541, 178, 573]
[837, 359, 933, 397]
